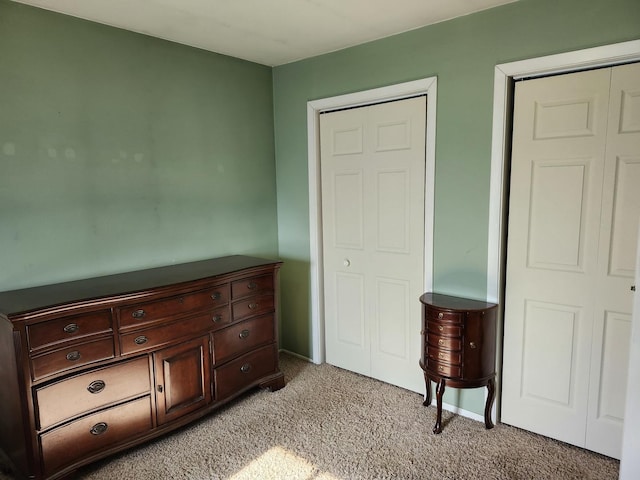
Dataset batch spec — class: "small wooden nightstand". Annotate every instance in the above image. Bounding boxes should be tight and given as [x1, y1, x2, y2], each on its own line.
[419, 293, 498, 434]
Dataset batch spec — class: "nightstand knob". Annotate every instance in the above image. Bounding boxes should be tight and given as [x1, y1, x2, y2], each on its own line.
[438, 353, 444, 359]
[438, 325, 443, 332]
[470, 342, 477, 349]
[438, 366, 444, 371]
[438, 312, 443, 319]
[438, 339, 444, 346]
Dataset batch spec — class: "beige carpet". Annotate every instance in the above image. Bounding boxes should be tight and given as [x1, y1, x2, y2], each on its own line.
[0, 353, 619, 479]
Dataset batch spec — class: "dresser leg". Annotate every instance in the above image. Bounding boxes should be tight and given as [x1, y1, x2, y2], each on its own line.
[484, 377, 495, 429]
[423, 375, 432, 406]
[433, 378, 446, 434]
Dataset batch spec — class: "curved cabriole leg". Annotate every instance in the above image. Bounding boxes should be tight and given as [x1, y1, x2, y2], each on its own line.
[423, 374, 432, 406]
[484, 377, 496, 429]
[433, 378, 446, 434]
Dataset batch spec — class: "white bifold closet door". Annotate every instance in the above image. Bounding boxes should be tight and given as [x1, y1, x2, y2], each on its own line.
[320, 96, 426, 394]
[502, 63, 640, 459]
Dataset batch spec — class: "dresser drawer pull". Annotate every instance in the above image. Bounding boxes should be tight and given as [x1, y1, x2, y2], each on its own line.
[132, 309, 146, 319]
[66, 351, 81, 362]
[438, 312, 444, 319]
[212, 315, 223, 323]
[470, 342, 477, 349]
[87, 380, 106, 394]
[211, 292, 222, 301]
[90, 422, 108, 436]
[240, 363, 252, 373]
[63, 323, 79, 334]
[239, 329, 250, 339]
[438, 353, 444, 359]
[438, 366, 444, 372]
[247, 282, 257, 290]
[438, 339, 444, 346]
[248, 302, 258, 310]
[438, 325, 443, 332]
[134, 335, 148, 345]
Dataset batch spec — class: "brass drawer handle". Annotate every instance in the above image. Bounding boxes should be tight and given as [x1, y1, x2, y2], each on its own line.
[438, 339, 444, 346]
[134, 335, 148, 345]
[240, 363, 252, 373]
[470, 342, 477, 349]
[248, 302, 258, 310]
[247, 282, 257, 290]
[63, 323, 79, 334]
[212, 315, 223, 323]
[438, 325, 443, 332]
[66, 351, 81, 362]
[438, 366, 444, 372]
[90, 422, 108, 436]
[132, 309, 145, 319]
[438, 312, 444, 319]
[87, 380, 106, 394]
[239, 329, 250, 339]
[211, 292, 222, 301]
[438, 353, 444, 359]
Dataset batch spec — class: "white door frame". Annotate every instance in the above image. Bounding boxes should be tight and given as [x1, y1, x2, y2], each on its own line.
[307, 77, 437, 364]
[487, 39, 640, 304]
[488, 39, 640, 429]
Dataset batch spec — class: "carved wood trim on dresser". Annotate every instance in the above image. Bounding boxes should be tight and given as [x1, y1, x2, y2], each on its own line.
[0, 255, 284, 480]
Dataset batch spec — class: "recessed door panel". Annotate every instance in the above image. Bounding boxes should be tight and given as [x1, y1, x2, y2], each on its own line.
[321, 96, 426, 393]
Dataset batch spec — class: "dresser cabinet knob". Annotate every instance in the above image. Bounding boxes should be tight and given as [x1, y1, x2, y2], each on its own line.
[438, 353, 444, 359]
[211, 292, 222, 301]
[212, 315, 223, 323]
[438, 325, 443, 332]
[438, 312, 444, 319]
[247, 282, 257, 290]
[63, 323, 79, 334]
[66, 351, 81, 362]
[134, 335, 148, 345]
[157, 385, 164, 393]
[90, 422, 108, 436]
[132, 309, 145, 319]
[248, 302, 257, 310]
[87, 380, 106, 394]
[239, 329, 250, 339]
[240, 363, 252, 373]
[438, 366, 444, 372]
[438, 339, 444, 346]
[470, 342, 477, 349]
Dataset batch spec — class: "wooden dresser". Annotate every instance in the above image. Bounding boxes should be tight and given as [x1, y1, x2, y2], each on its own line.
[419, 293, 497, 434]
[0, 255, 284, 480]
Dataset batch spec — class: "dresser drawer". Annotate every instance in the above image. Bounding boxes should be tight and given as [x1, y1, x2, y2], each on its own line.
[214, 344, 277, 400]
[212, 314, 275, 364]
[35, 356, 151, 430]
[425, 346, 462, 366]
[120, 312, 216, 355]
[426, 321, 462, 337]
[118, 284, 230, 329]
[426, 333, 462, 351]
[426, 309, 463, 324]
[27, 310, 112, 353]
[31, 338, 115, 381]
[231, 294, 274, 321]
[427, 360, 462, 378]
[40, 396, 152, 477]
[231, 274, 273, 300]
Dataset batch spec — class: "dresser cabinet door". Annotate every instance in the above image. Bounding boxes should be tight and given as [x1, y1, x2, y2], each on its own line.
[154, 336, 212, 425]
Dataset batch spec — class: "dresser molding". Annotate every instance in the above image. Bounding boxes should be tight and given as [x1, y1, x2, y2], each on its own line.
[0, 255, 284, 480]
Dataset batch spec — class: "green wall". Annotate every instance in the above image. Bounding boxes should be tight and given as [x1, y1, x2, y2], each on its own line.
[273, 0, 640, 413]
[0, 0, 278, 292]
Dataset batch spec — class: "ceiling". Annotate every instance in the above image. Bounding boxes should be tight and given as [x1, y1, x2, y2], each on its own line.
[13, 0, 516, 66]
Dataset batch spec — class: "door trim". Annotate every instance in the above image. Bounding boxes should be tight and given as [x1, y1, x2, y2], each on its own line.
[307, 77, 437, 364]
[488, 39, 640, 424]
[488, 39, 640, 304]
